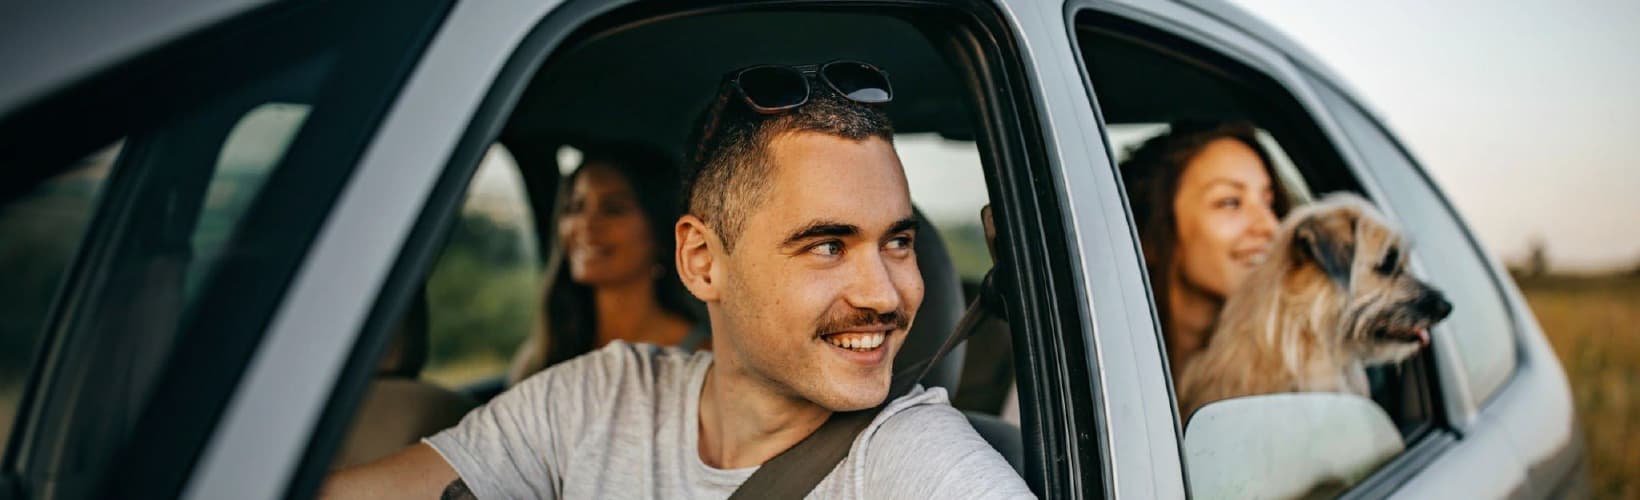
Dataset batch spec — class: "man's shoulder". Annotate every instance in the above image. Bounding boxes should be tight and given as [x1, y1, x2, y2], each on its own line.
[527, 341, 704, 384]
[865, 386, 970, 442]
[847, 386, 1034, 498]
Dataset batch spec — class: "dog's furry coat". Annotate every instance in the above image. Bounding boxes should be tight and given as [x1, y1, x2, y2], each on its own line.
[1175, 193, 1451, 421]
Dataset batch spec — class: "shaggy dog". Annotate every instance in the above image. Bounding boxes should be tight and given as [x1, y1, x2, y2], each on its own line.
[1175, 193, 1453, 421]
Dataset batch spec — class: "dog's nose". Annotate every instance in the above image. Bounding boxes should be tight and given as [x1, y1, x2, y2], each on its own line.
[1415, 290, 1452, 321]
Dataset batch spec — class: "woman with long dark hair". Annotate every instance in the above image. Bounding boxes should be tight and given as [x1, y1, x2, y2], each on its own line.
[508, 143, 703, 384]
[1120, 121, 1293, 381]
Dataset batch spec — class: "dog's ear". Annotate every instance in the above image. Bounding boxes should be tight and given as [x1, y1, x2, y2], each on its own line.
[1293, 216, 1355, 288]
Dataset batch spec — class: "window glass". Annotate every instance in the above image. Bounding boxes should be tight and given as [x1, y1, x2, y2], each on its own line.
[1312, 81, 1518, 403]
[189, 103, 312, 298]
[423, 144, 542, 388]
[0, 142, 119, 450]
[0, 4, 448, 490]
[897, 133, 992, 284]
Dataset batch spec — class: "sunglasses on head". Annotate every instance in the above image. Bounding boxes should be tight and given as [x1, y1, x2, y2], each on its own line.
[725, 60, 893, 113]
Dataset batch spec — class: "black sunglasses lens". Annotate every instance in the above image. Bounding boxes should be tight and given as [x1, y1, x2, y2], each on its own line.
[737, 67, 807, 110]
[823, 62, 891, 103]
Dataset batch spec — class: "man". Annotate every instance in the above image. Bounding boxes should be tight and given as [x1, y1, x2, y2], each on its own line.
[323, 62, 1031, 499]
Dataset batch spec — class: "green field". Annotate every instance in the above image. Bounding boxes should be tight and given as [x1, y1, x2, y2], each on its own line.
[1517, 273, 1640, 499]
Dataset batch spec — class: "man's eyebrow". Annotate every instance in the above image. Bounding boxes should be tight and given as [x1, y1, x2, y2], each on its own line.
[782, 220, 859, 246]
[886, 217, 919, 236]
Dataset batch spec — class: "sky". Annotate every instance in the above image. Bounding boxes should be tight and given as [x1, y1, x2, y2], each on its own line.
[1229, 0, 1640, 272]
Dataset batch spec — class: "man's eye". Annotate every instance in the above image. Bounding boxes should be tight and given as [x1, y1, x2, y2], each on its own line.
[1214, 197, 1241, 209]
[886, 235, 914, 251]
[808, 241, 843, 257]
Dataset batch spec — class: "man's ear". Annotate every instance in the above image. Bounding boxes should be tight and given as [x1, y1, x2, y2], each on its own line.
[675, 214, 721, 302]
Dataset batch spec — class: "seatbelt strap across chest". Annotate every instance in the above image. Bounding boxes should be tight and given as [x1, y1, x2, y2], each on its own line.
[727, 272, 1003, 499]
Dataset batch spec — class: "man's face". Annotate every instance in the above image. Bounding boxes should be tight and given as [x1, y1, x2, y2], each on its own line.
[715, 131, 923, 411]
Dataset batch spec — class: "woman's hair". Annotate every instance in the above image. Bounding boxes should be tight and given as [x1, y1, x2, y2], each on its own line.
[1119, 121, 1293, 324]
[538, 141, 700, 368]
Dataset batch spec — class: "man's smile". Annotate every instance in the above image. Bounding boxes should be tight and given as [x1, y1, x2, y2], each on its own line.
[820, 330, 890, 351]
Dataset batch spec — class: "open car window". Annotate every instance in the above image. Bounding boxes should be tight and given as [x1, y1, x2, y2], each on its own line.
[308, 2, 1099, 498]
[1074, 9, 1446, 498]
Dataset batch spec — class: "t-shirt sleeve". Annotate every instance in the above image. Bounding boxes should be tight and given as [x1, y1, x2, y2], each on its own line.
[861, 403, 1037, 499]
[423, 344, 629, 499]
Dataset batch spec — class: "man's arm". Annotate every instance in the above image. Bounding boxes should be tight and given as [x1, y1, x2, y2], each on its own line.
[319, 443, 460, 500]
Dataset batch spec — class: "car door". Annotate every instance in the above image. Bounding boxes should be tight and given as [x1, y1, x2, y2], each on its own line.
[1303, 74, 1585, 499]
[0, 2, 452, 498]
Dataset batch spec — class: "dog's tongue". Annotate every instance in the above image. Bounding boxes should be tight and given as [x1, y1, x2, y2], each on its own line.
[1415, 328, 1430, 346]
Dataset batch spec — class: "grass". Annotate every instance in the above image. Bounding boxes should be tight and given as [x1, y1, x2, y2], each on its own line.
[1516, 272, 1640, 499]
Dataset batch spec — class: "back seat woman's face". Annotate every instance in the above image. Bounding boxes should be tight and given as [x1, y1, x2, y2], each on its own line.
[560, 162, 657, 287]
[1171, 138, 1280, 299]
[713, 131, 924, 412]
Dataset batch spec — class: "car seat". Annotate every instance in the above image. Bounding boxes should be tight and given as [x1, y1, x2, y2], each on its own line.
[333, 291, 477, 468]
[902, 212, 1025, 474]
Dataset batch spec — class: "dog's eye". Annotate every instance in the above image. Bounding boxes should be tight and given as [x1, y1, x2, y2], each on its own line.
[1376, 247, 1400, 276]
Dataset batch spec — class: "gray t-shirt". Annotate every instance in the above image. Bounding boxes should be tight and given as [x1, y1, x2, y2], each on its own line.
[426, 341, 1033, 499]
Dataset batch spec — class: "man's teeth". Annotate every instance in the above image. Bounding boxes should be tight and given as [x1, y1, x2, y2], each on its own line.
[825, 332, 886, 351]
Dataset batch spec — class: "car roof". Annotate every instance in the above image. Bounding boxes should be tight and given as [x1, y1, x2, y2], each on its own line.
[0, 0, 273, 120]
[1173, 0, 1388, 121]
[504, 9, 975, 159]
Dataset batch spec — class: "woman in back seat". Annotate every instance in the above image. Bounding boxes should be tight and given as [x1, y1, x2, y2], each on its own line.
[507, 143, 704, 384]
[1120, 121, 1292, 381]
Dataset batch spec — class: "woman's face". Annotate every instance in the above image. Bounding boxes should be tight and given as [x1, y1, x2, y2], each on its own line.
[560, 162, 657, 287]
[1171, 138, 1281, 299]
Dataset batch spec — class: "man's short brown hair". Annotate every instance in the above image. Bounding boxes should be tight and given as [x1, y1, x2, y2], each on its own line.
[682, 80, 893, 252]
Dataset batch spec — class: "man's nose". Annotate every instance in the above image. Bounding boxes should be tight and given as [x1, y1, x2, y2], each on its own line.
[845, 252, 903, 314]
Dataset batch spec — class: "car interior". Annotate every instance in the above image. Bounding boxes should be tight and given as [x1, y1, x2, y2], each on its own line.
[334, 3, 1031, 478]
[1074, 12, 1443, 441]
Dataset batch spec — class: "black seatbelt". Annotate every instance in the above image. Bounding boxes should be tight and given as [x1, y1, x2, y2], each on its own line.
[727, 271, 1005, 499]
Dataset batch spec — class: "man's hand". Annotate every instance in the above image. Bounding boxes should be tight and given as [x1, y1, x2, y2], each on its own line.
[320, 443, 459, 500]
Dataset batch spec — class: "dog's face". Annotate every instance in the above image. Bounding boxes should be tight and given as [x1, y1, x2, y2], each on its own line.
[1288, 196, 1453, 365]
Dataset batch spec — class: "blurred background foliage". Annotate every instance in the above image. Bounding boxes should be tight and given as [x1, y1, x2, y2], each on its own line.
[421, 208, 540, 388]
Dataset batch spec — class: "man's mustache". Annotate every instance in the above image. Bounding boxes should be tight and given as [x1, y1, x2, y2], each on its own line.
[816, 308, 910, 335]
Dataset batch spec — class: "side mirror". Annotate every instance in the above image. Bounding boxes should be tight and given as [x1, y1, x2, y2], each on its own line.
[1184, 393, 1403, 499]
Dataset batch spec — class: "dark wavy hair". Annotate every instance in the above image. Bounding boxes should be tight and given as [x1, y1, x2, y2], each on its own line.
[1119, 121, 1293, 325]
[538, 142, 701, 368]
[682, 76, 893, 253]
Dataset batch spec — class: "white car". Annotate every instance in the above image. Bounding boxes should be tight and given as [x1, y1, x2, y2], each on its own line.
[0, 0, 1585, 498]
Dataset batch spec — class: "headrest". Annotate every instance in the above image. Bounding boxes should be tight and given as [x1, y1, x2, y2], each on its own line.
[893, 209, 967, 394]
[377, 289, 431, 378]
